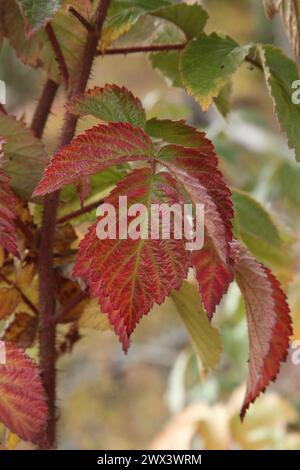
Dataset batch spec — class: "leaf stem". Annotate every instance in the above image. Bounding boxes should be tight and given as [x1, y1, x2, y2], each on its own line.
[45, 23, 69, 89]
[38, 0, 112, 449]
[100, 43, 187, 55]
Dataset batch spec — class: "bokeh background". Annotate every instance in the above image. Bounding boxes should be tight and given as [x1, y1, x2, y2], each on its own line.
[1, 0, 300, 450]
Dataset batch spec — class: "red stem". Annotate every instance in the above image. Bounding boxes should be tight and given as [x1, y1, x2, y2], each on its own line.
[45, 23, 69, 89]
[38, 0, 112, 449]
[31, 79, 59, 138]
[101, 43, 186, 55]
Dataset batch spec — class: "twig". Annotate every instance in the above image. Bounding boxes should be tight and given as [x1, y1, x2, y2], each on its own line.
[31, 79, 59, 138]
[38, 0, 112, 448]
[0, 272, 39, 316]
[69, 6, 93, 31]
[57, 198, 104, 225]
[45, 23, 69, 89]
[99, 43, 187, 55]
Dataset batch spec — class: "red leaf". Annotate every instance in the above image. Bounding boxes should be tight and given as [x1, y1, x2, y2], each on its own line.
[0, 341, 48, 444]
[158, 144, 233, 262]
[231, 241, 293, 418]
[73, 168, 190, 350]
[33, 122, 155, 198]
[0, 137, 18, 256]
[192, 237, 234, 319]
[158, 144, 233, 316]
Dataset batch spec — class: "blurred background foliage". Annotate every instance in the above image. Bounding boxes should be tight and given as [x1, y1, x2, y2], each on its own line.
[1, 0, 300, 450]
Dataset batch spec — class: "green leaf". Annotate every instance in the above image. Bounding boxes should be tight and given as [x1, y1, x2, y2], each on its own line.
[16, 0, 63, 37]
[101, 0, 171, 51]
[171, 281, 222, 372]
[214, 82, 233, 117]
[180, 33, 250, 111]
[0, 114, 48, 200]
[232, 189, 291, 268]
[146, 118, 213, 148]
[152, 2, 208, 39]
[68, 84, 146, 128]
[149, 25, 184, 87]
[259, 44, 300, 161]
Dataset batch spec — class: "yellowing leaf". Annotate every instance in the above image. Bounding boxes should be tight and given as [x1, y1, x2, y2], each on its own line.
[78, 299, 111, 331]
[180, 33, 250, 111]
[0, 115, 48, 200]
[171, 281, 222, 373]
[0, 288, 21, 320]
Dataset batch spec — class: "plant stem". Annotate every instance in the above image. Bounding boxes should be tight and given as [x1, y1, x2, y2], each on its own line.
[31, 79, 59, 138]
[101, 43, 187, 55]
[45, 24, 69, 89]
[57, 198, 104, 225]
[38, 0, 112, 449]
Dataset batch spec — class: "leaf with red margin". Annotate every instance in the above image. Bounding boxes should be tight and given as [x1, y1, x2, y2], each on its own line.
[33, 122, 155, 198]
[68, 84, 146, 128]
[73, 168, 190, 351]
[158, 143, 233, 316]
[231, 241, 293, 418]
[0, 341, 47, 444]
[0, 138, 18, 256]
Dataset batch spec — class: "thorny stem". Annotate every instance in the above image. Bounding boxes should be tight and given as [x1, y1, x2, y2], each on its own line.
[38, 0, 112, 449]
[45, 24, 69, 89]
[31, 79, 59, 138]
[68, 6, 93, 32]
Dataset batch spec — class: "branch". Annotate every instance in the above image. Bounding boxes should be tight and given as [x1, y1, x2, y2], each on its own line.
[0, 272, 39, 316]
[68, 5, 92, 31]
[31, 79, 59, 138]
[38, 0, 112, 449]
[45, 23, 69, 89]
[99, 43, 187, 55]
[57, 198, 104, 225]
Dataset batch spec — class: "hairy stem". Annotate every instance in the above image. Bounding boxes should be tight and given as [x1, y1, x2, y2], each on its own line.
[45, 24, 69, 89]
[31, 79, 59, 138]
[38, 0, 112, 449]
